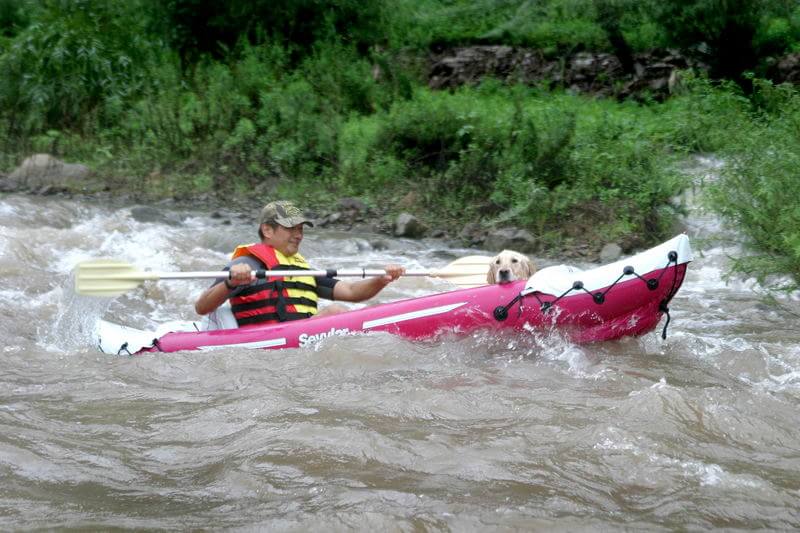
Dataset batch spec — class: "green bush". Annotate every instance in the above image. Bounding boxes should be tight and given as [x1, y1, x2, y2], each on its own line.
[0, 0, 160, 136]
[151, 0, 389, 63]
[297, 44, 381, 115]
[387, 0, 668, 54]
[705, 79, 800, 288]
[644, 0, 800, 79]
[646, 73, 753, 154]
[0, 0, 30, 39]
[255, 77, 341, 183]
[338, 86, 685, 245]
[111, 43, 346, 189]
[756, 12, 800, 56]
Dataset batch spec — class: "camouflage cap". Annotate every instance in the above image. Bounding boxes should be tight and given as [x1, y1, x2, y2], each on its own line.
[259, 200, 314, 228]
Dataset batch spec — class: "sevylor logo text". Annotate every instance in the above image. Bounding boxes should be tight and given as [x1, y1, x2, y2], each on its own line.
[298, 327, 351, 347]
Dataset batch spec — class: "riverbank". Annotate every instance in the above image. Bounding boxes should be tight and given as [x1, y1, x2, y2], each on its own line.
[5, 50, 794, 268]
[0, 150, 679, 263]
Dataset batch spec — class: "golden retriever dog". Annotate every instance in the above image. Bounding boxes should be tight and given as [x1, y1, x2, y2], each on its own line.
[486, 249, 536, 284]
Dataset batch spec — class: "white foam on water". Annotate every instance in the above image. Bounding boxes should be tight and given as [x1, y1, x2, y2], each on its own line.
[39, 284, 113, 353]
[0, 201, 17, 216]
[54, 210, 186, 275]
[518, 324, 611, 378]
[740, 345, 800, 394]
[678, 459, 766, 489]
[0, 287, 26, 304]
[628, 376, 672, 397]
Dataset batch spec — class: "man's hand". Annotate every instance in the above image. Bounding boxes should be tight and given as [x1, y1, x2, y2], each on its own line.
[380, 264, 405, 284]
[228, 263, 253, 286]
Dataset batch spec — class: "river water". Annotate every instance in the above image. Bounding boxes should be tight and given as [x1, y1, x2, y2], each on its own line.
[2, 164, 800, 529]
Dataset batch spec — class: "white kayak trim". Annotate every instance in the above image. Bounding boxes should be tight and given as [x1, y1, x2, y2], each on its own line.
[197, 337, 288, 351]
[362, 302, 468, 330]
[523, 234, 692, 296]
[96, 320, 159, 355]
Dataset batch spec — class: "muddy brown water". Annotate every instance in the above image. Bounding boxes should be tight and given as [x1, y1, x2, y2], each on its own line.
[2, 178, 800, 529]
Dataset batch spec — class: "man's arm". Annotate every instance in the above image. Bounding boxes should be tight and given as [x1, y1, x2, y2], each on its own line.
[194, 262, 253, 315]
[331, 265, 404, 303]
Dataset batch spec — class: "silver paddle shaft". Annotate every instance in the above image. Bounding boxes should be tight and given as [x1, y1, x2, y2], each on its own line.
[151, 269, 446, 280]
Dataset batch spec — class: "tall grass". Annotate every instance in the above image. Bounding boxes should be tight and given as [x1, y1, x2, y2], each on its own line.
[0, 0, 160, 137]
[336, 83, 686, 246]
[704, 79, 800, 288]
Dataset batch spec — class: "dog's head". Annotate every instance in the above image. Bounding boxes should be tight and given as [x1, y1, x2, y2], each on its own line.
[486, 249, 535, 284]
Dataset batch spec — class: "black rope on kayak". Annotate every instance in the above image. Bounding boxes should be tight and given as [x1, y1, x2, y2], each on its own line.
[493, 293, 523, 321]
[116, 342, 132, 356]
[659, 300, 672, 340]
[659, 251, 680, 340]
[493, 250, 681, 335]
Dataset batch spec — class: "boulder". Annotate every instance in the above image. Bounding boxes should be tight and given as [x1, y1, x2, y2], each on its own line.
[428, 46, 704, 101]
[394, 212, 427, 238]
[1, 154, 91, 193]
[484, 228, 537, 253]
[599, 243, 622, 263]
[370, 239, 390, 251]
[317, 212, 343, 227]
[338, 197, 369, 217]
[775, 53, 800, 83]
[458, 222, 485, 246]
[130, 205, 184, 226]
[429, 46, 517, 89]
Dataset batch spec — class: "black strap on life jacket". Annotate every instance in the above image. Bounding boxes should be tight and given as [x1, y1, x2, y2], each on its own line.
[231, 266, 318, 324]
[236, 310, 313, 326]
[233, 279, 318, 299]
[230, 295, 318, 313]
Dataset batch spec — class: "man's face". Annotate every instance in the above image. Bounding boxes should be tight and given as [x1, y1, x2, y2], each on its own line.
[262, 223, 304, 256]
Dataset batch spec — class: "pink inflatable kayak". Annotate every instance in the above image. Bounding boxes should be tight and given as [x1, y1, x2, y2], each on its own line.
[96, 234, 692, 354]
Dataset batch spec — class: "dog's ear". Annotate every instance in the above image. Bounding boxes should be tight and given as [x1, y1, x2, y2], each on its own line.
[486, 259, 497, 284]
[522, 257, 536, 278]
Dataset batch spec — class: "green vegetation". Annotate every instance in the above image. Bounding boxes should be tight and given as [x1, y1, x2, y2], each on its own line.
[704, 78, 800, 288]
[1, 0, 800, 285]
[337, 86, 686, 248]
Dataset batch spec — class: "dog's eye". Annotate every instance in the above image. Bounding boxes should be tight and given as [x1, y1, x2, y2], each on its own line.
[512, 258, 518, 263]
[495, 259, 500, 264]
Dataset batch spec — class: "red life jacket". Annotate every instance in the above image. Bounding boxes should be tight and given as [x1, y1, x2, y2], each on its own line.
[228, 243, 318, 326]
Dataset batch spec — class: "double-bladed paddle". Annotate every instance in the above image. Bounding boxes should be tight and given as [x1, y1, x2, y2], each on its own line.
[74, 256, 493, 297]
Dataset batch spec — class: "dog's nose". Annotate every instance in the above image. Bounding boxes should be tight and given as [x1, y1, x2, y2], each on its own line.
[498, 269, 511, 281]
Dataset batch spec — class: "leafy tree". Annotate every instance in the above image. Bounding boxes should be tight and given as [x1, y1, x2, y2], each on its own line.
[594, 0, 635, 72]
[0, 0, 30, 38]
[648, 0, 763, 81]
[0, 0, 160, 134]
[150, 0, 388, 65]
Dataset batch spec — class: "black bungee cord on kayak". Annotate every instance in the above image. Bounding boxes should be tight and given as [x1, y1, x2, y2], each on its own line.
[100, 335, 164, 356]
[105, 341, 134, 356]
[656, 251, 682, 339]
[493, 250, 681, 339]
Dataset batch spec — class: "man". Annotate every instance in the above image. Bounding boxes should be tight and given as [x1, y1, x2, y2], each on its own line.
[195, 200, 404, 327]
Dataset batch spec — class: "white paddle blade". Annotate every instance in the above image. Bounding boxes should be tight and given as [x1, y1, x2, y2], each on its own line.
[75, 260, 155, 297]
[432, 255, 492, 287]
